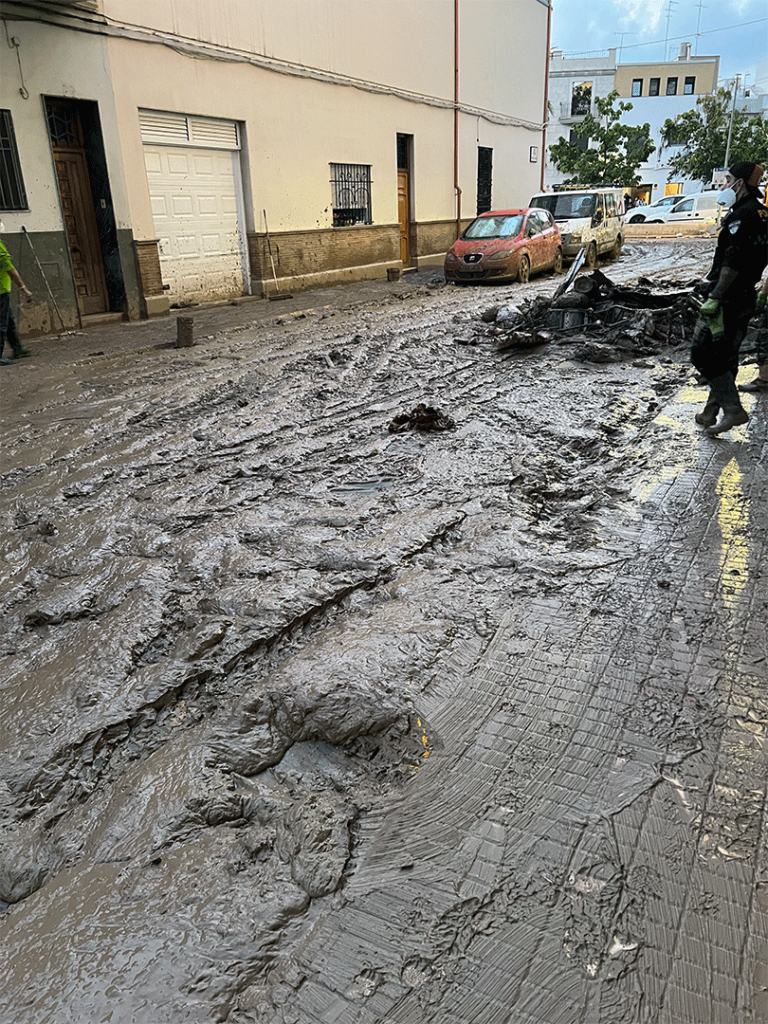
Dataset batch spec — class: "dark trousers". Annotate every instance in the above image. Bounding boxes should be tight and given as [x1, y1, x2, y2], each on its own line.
[690, 294, 754, 382]
[0, 291, 23, 357]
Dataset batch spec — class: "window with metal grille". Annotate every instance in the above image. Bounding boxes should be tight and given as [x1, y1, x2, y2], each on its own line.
[330, 163, 372, 226]
[477, 147, 493, 214]
[649, 78, 660, 96]
[632, 79, 643, 97]
[0, 110, 28, 210]
[666, 77, 678, 96]
[684, 76, 696, 95]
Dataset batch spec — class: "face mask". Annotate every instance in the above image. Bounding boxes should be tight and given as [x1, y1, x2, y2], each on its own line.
[717, 187, 738, 208]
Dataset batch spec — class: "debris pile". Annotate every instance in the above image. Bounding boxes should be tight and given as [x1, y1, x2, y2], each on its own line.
[482, 266, 705, 362]
[388, 404, 455, 433]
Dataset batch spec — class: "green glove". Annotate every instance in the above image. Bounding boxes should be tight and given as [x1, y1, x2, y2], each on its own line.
[699, 297, 720, 317]
[757, 290, 767, 310]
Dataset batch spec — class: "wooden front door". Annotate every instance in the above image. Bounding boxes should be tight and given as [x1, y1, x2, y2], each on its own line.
[397, 169, 410, 265]
[47, 100, 108, 316]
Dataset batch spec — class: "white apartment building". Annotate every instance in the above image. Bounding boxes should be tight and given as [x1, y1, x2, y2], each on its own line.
[0, 0, 552, 336]
[545, 43, 720, 202]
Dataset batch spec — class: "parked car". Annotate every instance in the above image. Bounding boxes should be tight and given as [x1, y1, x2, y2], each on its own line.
[443, 208, 562, 285]
[529, 187, 624, 267]
[645, 191, 722, 225]
[627, 194, 684, 223]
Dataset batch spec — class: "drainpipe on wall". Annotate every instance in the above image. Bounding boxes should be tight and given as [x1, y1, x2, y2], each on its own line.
[454, 0, 461, 239]
[541, 0, 552, 190]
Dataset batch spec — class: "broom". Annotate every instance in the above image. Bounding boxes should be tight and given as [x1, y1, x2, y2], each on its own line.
[263, 210, 293, 300]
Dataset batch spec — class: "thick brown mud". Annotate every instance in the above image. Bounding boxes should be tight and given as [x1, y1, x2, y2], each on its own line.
[2, 239, 767, 1023]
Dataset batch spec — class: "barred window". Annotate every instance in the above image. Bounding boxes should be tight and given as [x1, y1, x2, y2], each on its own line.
[330, 163, 372, 226]
[0, 110, 28, 210]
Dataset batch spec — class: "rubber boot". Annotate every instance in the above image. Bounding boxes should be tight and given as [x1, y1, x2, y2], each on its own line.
[739, 365, 768, 392]
[695, 395, 719, 427]
[5, 319, 29, 358]
[705, 374, 748, 434]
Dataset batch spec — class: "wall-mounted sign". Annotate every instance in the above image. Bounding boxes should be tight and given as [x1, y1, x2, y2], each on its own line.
[529, 146, 539, 162]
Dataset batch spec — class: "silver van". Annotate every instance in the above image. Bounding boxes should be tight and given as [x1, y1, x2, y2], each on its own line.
[646, 191, 721, 225]
[529, 188, 624, 266]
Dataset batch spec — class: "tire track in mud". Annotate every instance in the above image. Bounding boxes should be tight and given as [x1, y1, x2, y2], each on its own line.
[268, 384, 768, 1024]
[4, 239, 741, 1023]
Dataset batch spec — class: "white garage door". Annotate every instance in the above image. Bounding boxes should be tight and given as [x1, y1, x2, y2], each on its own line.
[141, 112, 247, 306]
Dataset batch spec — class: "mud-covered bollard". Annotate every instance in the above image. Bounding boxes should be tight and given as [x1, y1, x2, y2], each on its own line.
[176, 316, 194, 348]
[387, 267, 401, 282]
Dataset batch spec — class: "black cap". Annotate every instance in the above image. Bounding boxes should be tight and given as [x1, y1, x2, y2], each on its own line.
[728, 161, 763, 189]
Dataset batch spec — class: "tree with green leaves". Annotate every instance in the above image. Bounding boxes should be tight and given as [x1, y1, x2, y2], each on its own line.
[660, 88, 768, 185]
[548, 90, 655, 187]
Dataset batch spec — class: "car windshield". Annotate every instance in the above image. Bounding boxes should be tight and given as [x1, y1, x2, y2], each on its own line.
[462, 215, 523, 239]
[531, 193, 596, 220]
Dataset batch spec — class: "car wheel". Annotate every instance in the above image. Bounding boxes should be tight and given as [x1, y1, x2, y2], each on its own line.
[584, 242, 597, 270]
[629, 214, 645, 224]
[517, 254, 530, 284]
[553, 247, 563, 274]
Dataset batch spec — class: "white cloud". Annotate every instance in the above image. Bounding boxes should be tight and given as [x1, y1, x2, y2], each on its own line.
[611, 0, 665, 37]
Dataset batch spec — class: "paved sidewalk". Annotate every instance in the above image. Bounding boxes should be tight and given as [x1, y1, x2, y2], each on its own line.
[4, 269, 440, 372]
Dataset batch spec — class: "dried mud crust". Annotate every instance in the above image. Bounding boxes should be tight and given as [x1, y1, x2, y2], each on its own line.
[3, 239, 766, 1023]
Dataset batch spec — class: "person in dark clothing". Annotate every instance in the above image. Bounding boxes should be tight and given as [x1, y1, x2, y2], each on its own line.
[692, 161, 768, 434]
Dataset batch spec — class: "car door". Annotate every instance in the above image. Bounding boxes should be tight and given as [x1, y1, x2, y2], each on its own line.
[694, 195, 719, 221]
[539, 209, 558, 265]
[666, 197, 694, 222]
[523, 212, 542, 270]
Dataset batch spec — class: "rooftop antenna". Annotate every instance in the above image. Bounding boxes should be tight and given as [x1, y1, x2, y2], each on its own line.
[694, 0, 707, 56]
[663, 0, 678, 60]
[615, 31, 636, 63]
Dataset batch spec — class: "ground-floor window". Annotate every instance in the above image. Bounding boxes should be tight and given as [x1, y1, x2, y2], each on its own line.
[0, 109, 27, 210]
[330, 163, 372, 226]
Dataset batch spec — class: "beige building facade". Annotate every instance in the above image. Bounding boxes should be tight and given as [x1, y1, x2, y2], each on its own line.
[0, 0, 551, 334]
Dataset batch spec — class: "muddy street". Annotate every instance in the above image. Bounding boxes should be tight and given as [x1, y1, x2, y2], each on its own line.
[1, 238, 767, 1024]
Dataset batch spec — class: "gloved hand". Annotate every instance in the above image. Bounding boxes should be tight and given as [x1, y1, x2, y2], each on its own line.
[757, 290, 767, 310]
[699, 297, 720, 317]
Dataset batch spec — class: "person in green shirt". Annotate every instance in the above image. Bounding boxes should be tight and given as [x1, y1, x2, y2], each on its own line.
[0, 229, 33, 366]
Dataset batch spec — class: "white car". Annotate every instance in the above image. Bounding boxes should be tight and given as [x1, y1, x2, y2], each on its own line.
[627, 195, 684, 223]
[643, 191, 721, 225]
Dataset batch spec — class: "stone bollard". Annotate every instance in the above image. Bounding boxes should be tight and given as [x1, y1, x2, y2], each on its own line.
[387, 267, 401, 282]
[176, 316, 194, 348]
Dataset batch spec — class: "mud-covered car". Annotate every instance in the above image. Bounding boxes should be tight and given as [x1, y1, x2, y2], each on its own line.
[444, 208, 563, 285]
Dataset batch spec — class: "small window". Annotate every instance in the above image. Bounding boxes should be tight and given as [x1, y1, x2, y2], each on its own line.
[675, 198, 693, 212]
[649, 78, 660, 97]
[569, 128, 589, 151]
[0, 110, 28, 210]
[684, 76, 696, 95]
[571, 82, 592, 116]
[632, 79, 643, 97]
[666, 77, 678, 96]
[330, 163, 372, 227]
[477, 146, 493, 215]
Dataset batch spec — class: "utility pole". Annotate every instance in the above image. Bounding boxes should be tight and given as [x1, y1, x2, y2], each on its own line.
[724, 74, 741, 169]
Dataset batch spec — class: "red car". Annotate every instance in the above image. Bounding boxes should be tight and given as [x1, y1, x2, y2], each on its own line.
[444, 207, 563, 285]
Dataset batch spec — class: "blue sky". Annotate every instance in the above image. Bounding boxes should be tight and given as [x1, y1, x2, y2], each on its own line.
[549, 0, 768, 90]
